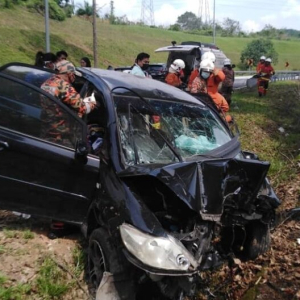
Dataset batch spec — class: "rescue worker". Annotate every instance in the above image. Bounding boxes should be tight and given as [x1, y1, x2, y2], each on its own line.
[165, 59, 185, 88]
[256, 55, 266, 73]
[191, 59, 232, 123]
[201, 51, 216, 63]
[41, 60, 96, 239]
[220, 58, 235, 105]
[41, 60, 96, 144]
[187, 61, 200, 91]
[131, 52, 150, 77]
[256, 55, 266, 95]
[258, 58, 275, 96]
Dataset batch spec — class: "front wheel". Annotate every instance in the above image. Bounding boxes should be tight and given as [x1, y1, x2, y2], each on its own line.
[88, 228, 132, 298]
[243, 221, 271, 260]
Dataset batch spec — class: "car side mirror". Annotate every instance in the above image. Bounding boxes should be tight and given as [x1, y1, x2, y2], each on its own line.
[75, 140, 88, 164]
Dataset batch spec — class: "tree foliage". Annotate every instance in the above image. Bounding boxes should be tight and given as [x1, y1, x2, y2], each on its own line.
[176, 12, 201, 30]
[240, 39, 278, 69]
[76, 0, 94, 17]
[221, 18, 242, 37]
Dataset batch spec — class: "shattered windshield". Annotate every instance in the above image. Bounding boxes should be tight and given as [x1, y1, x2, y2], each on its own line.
[114, 95, 231, 165]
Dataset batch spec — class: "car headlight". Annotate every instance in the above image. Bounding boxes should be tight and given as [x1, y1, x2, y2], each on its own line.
[120, 223, 197, 271]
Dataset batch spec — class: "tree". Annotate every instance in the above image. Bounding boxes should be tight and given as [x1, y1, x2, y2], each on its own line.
[109, 0, 116, 24]
[221, 18, 241, 36]
[176, 12, 200, 30]
[76, 1, 93, 17]
[240, 39, 278, 69]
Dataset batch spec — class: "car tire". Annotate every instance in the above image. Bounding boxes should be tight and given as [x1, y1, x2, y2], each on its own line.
[243, 221, 271, 260]
[88, 227, 128, 297]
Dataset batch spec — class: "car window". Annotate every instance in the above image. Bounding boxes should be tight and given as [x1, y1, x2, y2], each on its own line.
[0, 64, 54, 87]
[0, 75, 84, 148]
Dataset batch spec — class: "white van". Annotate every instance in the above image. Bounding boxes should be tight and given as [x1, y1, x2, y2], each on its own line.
[155, 41, 228, 82]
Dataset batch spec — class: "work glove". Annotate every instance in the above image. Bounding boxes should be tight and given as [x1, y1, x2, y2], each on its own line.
[83, 93, 96, 113]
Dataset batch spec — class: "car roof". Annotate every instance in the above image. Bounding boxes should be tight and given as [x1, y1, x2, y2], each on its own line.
[155, 45, 198, 53]
[79, 68, 204, 106]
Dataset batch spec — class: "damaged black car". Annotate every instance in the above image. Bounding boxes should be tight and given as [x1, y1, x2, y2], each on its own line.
[0, 63, 281, 299]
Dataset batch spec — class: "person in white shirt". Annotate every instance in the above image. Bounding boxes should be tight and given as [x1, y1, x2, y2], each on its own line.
[131, 52, 150, 77]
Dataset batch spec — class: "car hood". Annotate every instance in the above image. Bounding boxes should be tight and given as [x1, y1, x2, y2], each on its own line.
[118, 158, 280, 221]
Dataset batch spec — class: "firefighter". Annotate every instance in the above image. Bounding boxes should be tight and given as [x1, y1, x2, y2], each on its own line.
[165, 59, 186, 88]
[220, 58, 235, 105]
[256, 55, 266, 73]
[258, 58, 275, 96]
[191, 59, 232, 123]
[187, 61, 200, 91]
[201, 51, 216, 63]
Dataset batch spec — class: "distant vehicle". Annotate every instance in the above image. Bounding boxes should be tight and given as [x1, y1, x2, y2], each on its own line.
[147, 63, 167, 81]
[114, 66, 132, 73]
[155, 41, 229, 82]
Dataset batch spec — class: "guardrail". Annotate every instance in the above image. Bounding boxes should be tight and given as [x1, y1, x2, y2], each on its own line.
[233, 71, 300, 90]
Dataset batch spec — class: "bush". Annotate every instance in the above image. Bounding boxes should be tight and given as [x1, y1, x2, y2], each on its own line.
[26, 0, 66, 21]
[169, 24, 181, 31]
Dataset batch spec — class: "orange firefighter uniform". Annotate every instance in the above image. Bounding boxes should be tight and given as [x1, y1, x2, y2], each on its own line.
[165, 73, 182, 87]
[258, 64, 275, 96]
[188, 69, 199, 91]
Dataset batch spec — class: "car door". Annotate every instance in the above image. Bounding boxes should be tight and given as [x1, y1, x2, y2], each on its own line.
[0, 71, 99, 224]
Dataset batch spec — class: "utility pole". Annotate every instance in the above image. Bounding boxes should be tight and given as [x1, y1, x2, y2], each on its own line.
[93, 0, 98, 67]
[44, 0, 50, 52]
[213, 0, 216, 44]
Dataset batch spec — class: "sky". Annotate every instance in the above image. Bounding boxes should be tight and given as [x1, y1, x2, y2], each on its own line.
[74, 0, 300, 32]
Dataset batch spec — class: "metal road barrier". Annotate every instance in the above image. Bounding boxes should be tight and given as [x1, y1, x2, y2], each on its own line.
[233, 71, 300, 90]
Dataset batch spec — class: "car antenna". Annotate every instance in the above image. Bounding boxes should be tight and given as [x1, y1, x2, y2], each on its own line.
[171, 41, 176, 46]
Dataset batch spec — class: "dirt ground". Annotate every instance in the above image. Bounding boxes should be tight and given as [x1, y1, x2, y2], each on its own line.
[0, 211, 90, 299]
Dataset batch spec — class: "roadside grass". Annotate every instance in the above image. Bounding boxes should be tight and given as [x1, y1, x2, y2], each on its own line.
[0, 273, 31, 300]
[36, 256, 70, 298]
[0, 6, 300, 69]
[232, 80, 300, 188]
[3, 227, 35, 240]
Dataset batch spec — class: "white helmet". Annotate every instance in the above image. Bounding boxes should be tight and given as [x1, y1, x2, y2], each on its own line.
[170, 59, 185, 72]
[223, 58, 231, 66]
[260, 56, 266, 60]
[199, 59, 215, 72]
[201, 51, 216, 63]
[265, 58, 272, 63]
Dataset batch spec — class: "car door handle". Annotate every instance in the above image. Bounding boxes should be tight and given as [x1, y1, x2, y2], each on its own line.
[0, 141, 9, 151]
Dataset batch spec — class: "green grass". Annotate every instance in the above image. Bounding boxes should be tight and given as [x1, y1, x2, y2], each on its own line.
[0, 273, 32, 300]
[22, 229, 35, 239]
[36, 257, 70, 299]
[72, 246, 85, 278]
[232, 81, 300, 187]
[0, 6, 300, 69]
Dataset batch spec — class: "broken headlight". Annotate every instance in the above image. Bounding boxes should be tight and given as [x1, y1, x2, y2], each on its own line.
[120, 224, 197, 271]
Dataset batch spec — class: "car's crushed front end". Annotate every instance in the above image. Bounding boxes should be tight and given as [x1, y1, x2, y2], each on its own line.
[95, 91, 280, 299]
[115, 157, 280, 298]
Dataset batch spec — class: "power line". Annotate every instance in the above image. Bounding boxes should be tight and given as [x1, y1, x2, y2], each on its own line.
[141, 0, 155, 26]
[198, 0, 210, 24]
